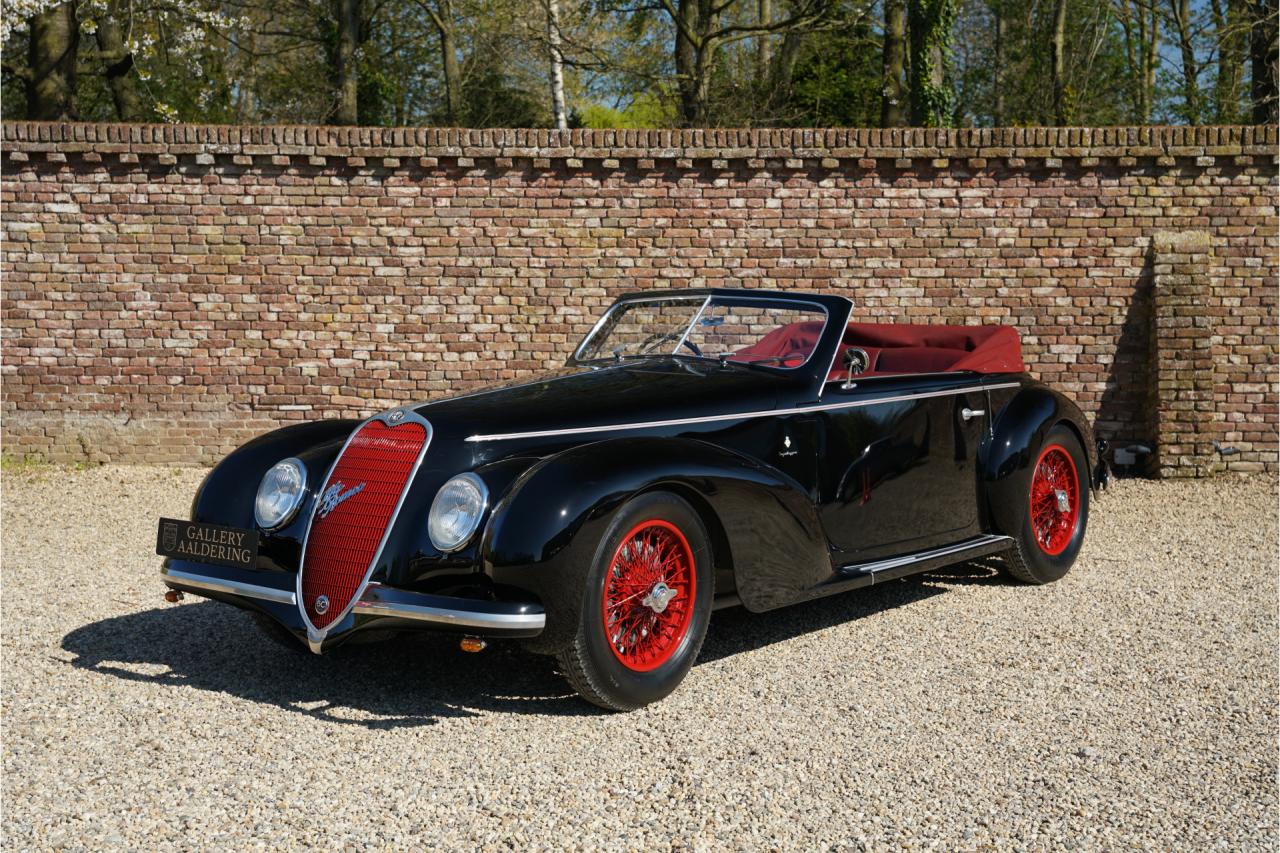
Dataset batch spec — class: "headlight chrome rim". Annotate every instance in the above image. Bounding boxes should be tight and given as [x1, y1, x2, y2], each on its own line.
[428, 472, 489, 552]
[254, 457, 308, 530]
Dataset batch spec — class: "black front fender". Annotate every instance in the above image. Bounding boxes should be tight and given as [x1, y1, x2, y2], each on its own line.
[191, 419, 358, 571]
[482, 436, 830, 654]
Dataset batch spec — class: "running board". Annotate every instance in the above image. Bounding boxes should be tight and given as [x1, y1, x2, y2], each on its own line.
[835, 534, 1013, 585]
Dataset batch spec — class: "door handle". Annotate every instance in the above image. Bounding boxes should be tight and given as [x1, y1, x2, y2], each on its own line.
[961, 407, 985, 422]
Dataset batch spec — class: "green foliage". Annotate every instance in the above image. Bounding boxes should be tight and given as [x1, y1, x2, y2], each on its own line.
[0, 0, 1266, 127]
[909, 0, 958, 126]
[789, 18, 882, 126]
[577, 92, 677, 128]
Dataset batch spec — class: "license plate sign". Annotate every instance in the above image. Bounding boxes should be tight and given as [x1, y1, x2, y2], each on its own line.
[157, 518, 259, 570]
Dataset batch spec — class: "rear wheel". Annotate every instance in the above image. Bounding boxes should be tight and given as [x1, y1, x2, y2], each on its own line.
[998, 425, 1089, 584]
[557, 492, 713, 711]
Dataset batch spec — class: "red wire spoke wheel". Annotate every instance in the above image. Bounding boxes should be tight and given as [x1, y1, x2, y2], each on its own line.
[558, 491, 713, 710]
[1028, 443, 1080, 556]
[600, 519, 697, 672]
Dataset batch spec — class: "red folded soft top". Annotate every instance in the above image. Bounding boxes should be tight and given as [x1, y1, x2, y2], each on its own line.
[732, 320, 1025, 377]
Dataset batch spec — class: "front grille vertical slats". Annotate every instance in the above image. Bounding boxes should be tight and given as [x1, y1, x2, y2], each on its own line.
[300, 419, 427, 629]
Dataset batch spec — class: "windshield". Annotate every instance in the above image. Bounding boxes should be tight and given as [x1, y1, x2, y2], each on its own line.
[574, 295, 828, 369]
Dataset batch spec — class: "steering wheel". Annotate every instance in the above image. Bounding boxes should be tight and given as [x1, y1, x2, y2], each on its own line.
[639, 332, 702, 357]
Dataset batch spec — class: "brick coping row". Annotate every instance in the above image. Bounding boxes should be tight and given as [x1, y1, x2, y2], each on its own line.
[2, 122, 1275, 165]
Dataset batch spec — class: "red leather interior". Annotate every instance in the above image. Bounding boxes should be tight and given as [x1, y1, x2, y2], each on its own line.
[726, 320, 825, 368]
[730, 319, 1024, 379]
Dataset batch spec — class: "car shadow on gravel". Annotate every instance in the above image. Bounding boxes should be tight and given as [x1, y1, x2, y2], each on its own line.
[60, 602, 590, 727]
[698, 558, 1004, 663]
[60, 560, 1003, 726]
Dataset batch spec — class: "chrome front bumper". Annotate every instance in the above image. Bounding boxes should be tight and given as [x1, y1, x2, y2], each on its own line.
[161, 563, 546, 638]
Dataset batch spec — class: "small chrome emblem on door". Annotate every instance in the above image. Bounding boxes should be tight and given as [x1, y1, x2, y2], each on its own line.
[317, 481, 365, 518]
[780, 435, 797, 457]
[315, 595, 330, 615]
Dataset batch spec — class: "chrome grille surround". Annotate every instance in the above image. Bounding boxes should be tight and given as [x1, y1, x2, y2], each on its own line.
[294, 405, 433, 652]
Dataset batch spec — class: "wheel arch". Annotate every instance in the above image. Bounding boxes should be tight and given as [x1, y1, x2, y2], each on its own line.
[979, 384, 1096, 539]
[636, 479, 736, 600]
[482, 435, 825, 653]
[1052, 417, 1093, 491]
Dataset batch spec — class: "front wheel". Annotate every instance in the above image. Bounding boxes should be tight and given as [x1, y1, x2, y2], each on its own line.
[557, 491, 714, 711]
[998, 424, 1089, 584]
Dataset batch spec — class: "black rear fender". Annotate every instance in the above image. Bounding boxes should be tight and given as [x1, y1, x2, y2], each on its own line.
[979, 385, 1097, 537]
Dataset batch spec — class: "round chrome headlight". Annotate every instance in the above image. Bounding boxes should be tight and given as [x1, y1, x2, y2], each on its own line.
[428, 473, 488, 552]
[254, 457, 307, 530]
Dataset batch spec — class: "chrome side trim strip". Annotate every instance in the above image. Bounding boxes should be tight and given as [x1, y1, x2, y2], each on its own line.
[295, 405, 435, 653]
[840, 534, 1013, 577]
[163, 567, 297, 606]
[354, 584, 546, 631]
[465, 381, 1022, 442]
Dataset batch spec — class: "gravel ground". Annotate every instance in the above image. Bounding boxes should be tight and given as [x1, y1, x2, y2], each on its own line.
[2, 465, 1276, 851]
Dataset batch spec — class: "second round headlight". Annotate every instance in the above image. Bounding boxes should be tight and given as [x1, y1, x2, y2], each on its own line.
[428, 473, 488, 552]
[254, 457, 307, 529]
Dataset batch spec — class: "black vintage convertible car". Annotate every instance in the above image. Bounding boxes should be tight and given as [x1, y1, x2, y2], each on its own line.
[158, 288, 1103, 710]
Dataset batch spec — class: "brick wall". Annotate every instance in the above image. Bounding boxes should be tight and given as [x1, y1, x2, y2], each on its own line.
[1, 122, 1276, 473]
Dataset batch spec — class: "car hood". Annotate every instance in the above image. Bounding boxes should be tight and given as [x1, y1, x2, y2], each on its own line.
[412, 358, 801, 443]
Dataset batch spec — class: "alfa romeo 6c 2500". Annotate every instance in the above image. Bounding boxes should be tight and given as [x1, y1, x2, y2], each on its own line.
[159, 288, 1103, 710]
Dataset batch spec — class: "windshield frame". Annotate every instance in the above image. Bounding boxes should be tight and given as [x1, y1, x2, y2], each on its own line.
[569, 292, 832, 371]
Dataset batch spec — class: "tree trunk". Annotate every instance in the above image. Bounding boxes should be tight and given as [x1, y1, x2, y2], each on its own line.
[328, 0, 361, 125]
[674, 0, 706, 126]
[426, 0, 463, 125]
[992, 0, 1005, 125]
[25, 2, 79, 120]
[1169, 0, 1203, 122]
[757, 0, 773, 82]
[439, 29, 462, 124]
[1211, 0, 1238, 121]
[94, 12, 144, 121]
[764, 29, 802, 120]
[1211, 0, 1247, 122]
[881, 0, 908, 126]
[1253, 0, 1279, 123]
[1051, 0, 1068, 123]
[233, 25, 258, 122]
[1121, 0, 1161, 123]
[548, 0, 568, 129]
[1116, 0, 1152, 122]
[1143, 0, 1160, 122]
[909, 0, 955, 126]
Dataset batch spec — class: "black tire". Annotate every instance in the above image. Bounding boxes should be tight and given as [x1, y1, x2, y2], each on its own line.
[998, 424, 1089, 584]
[556, 491, 714, 711]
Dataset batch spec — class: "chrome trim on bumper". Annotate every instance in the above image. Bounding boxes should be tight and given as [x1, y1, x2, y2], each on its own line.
[162, 566, 297, 605]
[354, 583, 546, 631]
[162, 567, 546, 634]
